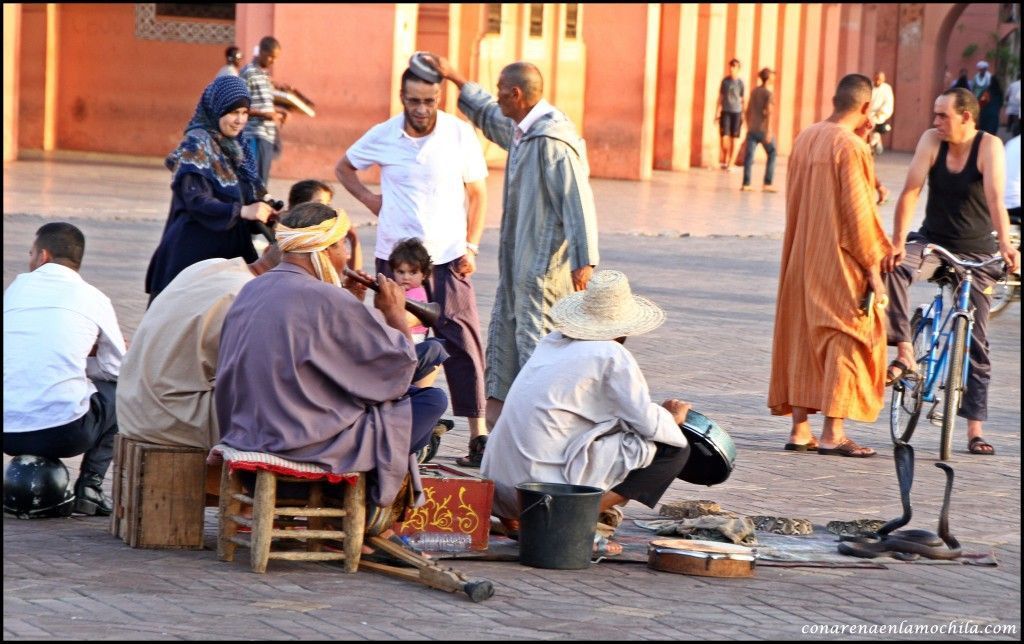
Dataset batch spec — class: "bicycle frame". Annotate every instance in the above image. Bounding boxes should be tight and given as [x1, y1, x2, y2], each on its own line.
[915, 272, 975, 404]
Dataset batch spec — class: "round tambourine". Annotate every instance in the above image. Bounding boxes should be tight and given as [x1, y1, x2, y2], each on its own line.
[647, 538, 756, 578]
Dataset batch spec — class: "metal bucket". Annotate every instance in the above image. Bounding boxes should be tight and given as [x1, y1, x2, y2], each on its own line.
[516, 482, 603, 570]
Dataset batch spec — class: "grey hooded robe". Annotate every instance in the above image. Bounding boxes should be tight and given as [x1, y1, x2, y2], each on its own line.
[458, 83, 600, 400]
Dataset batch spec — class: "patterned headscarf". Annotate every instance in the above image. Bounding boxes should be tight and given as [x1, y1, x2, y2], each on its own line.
[276, 210, 352, 286]
[165, 75, 265, 204]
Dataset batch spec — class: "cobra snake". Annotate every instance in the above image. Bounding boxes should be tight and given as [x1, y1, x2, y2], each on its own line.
[838, 442, 962, 560]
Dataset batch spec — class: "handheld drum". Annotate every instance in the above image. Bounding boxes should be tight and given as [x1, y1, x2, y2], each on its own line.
[677, 409, 737, 486]
[647, 538, 756, 578]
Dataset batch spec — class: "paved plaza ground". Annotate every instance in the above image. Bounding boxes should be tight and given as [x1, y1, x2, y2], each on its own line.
[3, 152, 1020, 640]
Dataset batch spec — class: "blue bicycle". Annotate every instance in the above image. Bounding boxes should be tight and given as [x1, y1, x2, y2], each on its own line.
[889, 243, 1005, 461]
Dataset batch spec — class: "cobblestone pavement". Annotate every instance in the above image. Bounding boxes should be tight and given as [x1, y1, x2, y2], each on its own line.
[3, 154, 1020, 640]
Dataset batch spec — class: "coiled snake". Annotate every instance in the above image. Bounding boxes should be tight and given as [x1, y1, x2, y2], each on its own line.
[838, 442, 962, 561]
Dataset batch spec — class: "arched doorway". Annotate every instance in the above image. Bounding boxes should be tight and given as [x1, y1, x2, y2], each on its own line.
[934, 3, 969, 100]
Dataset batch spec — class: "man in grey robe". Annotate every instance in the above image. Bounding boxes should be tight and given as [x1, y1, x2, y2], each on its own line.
[215, 203, 448, 507]
[428, 55, 601, 440]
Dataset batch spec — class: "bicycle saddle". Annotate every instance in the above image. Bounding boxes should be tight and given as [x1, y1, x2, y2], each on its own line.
[926, 264, 959, 288]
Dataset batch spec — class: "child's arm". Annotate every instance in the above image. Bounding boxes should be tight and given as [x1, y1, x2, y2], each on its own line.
[405, 310, 425, 328]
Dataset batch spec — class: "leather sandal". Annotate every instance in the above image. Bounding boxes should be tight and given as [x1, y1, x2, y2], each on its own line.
[885, 359, 914, 387]
[784, 436, 820, 452]
[968, 436, 995, 455]
[456, 435, 487, 468]
[818, 438, 876, 458]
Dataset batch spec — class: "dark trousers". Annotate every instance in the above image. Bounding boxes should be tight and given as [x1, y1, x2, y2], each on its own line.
[884, 233, 1002, 421]
[742, 131, 777, 187]
[3, 380, 119, 480]
[377, 257, 486, 417]
[611, 442, 691, 508]
[407, 386, 448, 453]
[247, 137, 274, 186]
[413, 338, 449, 383]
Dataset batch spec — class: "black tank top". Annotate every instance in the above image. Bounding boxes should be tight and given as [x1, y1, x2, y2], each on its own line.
[920, 132, 997, 253]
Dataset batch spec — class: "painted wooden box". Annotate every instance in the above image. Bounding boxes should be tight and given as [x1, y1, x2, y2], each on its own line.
[392, 463, 495, 551]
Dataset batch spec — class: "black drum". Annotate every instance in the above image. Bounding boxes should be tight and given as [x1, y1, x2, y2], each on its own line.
[677, 409, 737, 486]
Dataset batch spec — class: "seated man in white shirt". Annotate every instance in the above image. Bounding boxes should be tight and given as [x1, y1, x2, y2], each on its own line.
[3, 223, 127, 516]
[481, 271, 692, 555]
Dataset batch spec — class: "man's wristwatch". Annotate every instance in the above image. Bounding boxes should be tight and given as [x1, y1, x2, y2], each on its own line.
[466, 242, 480, 255]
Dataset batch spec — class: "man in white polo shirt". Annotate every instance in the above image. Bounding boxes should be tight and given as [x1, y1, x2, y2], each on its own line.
[4, 223, 126, 516]
[336, 67, 490, 467]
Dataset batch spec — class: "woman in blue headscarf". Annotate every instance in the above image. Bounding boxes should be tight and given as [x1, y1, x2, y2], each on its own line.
[145, 75, 279, 303]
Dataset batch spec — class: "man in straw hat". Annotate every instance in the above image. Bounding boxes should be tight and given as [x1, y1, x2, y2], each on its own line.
[481, 271, 693, 554]
[214, 202, 449, 508]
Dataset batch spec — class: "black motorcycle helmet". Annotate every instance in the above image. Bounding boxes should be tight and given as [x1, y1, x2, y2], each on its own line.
[3, 455, 76, 519]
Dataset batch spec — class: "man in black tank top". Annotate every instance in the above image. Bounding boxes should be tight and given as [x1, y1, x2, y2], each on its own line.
[883, 88, 1020, 455]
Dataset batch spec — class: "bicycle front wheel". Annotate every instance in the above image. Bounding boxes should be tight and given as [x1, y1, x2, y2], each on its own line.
[890, 309, 928, 445]
[940, 316, 969, 461]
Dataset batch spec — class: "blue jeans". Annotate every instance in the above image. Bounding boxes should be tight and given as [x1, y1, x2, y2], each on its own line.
[247, 137, 274, 186]
[742, 131, 777, 187]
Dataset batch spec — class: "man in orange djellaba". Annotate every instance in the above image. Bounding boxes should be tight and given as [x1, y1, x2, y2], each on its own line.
[768, 74, 892, 458]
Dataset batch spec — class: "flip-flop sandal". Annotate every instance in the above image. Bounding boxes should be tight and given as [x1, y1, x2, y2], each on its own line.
[968, 436, 996, 455]
[784, 438, 820, 452]
[818, 438, 876, 458]
[885, 359, 914, 387]
[593, 534, 623, 558]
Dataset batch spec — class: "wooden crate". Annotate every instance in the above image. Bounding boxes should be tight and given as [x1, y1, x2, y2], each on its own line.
[109, 435, 208, 549]
[392, 463, 494, 551]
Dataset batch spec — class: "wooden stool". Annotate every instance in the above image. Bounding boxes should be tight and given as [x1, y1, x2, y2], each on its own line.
[210, 446, 366, 574]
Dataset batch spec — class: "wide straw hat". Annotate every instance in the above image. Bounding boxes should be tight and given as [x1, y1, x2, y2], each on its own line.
[550, 270, 666, 341]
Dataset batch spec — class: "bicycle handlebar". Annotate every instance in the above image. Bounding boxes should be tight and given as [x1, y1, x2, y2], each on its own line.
[922, 244, 1005, 271]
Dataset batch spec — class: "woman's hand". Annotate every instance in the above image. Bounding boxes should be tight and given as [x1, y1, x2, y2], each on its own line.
[240, 201, 273, 223]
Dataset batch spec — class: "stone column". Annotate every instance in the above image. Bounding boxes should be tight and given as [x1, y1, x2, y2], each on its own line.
[582, 3, 660, 180]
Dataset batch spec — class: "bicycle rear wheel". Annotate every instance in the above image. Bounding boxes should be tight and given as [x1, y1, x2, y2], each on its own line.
[940, 316, 969, 461]
[890, 308, 928, 444]
[989, 280, 1011, 317]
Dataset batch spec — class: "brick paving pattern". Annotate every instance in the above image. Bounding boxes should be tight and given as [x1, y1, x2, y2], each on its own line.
[3, 154, 1019, 640]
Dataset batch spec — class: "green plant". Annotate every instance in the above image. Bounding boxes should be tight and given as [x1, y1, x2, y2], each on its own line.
[987, 31, 1020, 80]
[961, 30, 1020, 85]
